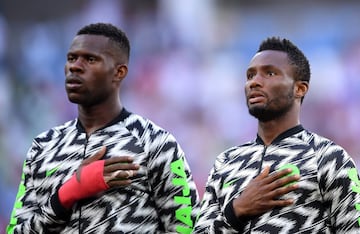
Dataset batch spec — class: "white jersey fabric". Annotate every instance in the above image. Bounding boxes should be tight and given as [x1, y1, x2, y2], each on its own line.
[194, 125, 360, 233]
[8, 108, 200, 234]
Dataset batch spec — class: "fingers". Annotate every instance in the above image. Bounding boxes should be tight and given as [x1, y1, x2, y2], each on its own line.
[265, 174, 299, 207]
[266, 197, 295, 207]
[261, 167, 299, 188]
[104, 157, 140, 173]
[125, 170, 134, 178]
[233, 165, 301, 218]
[257, 166, 271, 179]
[104, 156, 134, 166]
[104, 157, 139, 180]
[82, 146, 107, 165]
[268, 168, 293, 181]
[103, 169, 137, 186]
[271, 181, 299, 197]
[76, 148, 141, 189]
[255, 165, 301, 188]
[256, 166, 297, 185]
[107, 179, 132, 187]
[275, 174, 300, 188]
[254, 166, 300, 200]
[110, 170, 135, 179]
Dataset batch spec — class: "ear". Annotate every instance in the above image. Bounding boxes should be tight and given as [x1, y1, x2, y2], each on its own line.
[294, 81, 309, 99]
[113, 64, 128, 82]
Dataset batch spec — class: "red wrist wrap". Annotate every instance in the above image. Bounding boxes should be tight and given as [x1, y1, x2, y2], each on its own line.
[58, 160, 109, 209]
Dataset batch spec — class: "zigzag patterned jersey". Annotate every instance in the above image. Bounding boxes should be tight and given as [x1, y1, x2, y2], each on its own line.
[7, 108, 200, 234]
[194, 125, 360, 233]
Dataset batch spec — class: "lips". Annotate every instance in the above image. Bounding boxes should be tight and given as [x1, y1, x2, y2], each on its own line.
[65, 76, 82, 90]
[248, 91, 265, 104]
[66, 82, 82, 89]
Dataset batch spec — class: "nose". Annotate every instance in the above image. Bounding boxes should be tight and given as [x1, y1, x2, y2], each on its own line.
[247, 74, 263, 89]
[67, 58, 84, 73]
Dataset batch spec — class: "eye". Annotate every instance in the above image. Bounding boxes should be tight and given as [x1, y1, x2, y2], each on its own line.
[67, 54, 77, 63]
[267, 71, 276, 77]
[246, 72, 255, 80]
[87, 56, 97, 63]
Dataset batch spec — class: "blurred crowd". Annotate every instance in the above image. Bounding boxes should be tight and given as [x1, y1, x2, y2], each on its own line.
[1, 0, 360, 231]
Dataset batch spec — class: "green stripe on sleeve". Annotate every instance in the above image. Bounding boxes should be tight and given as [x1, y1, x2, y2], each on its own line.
[6, 161, 27, 234]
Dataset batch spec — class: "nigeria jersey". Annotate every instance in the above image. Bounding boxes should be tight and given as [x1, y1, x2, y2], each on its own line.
[194, 125, 360, 233]
[8, 108, 200, 233]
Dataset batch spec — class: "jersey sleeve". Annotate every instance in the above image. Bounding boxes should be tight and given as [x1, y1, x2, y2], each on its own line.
[147, 132, 200, 234]
[193, 156, 240, 233]
[318, 142, 360, 233]
[6, 141, 70, 234]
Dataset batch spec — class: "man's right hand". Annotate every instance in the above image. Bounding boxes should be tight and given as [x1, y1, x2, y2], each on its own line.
[58, 146, 140, 209]
[232, 166, 300, 218]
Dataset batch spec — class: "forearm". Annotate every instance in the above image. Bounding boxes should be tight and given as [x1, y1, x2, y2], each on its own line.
[194, 206, 240, 234]
[328, 159, 360, 231]
[7, 158, 70, 233]
[7, 195, 70, 234]
[151, 157, 199, 233]
[320, 146, 360, 232]
[147, 134, 200, 233]
[193, 171, 242, 233]
[223, 200, 251, 232]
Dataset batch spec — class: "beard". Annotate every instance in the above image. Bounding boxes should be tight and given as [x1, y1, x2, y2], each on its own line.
[247, 90, 294, 122]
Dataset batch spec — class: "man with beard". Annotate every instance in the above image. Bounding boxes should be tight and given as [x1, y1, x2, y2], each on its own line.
[193, 37, 360, 233]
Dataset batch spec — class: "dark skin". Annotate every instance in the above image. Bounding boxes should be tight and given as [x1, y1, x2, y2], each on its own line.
[233, 50, 308, 218]
[65, 35, 139, 189]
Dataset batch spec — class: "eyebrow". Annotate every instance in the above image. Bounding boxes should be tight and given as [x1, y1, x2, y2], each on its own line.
[249, 64, 279, 71]
[67, 51, 101, 58]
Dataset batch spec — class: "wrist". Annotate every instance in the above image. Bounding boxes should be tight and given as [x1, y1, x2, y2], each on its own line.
[58, 160, 109, 209]
[224, 199, 249, 231]
[232, 199, 246, 218]
[51, 190, 72, 220]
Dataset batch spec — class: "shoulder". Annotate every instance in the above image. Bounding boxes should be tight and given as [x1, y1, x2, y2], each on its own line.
[121, 111, 174, 144]
[300, 129, 355, 168]
[299, 129, 347, 154]
[213, 141, 259, 169]
[122, 112, 166, 132]
[33, 119, 77, 145]
[298, 129, 332, 147]
[27, 119, 77, 159]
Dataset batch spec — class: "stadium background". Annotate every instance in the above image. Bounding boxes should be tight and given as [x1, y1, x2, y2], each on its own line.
[1, 0, 360, 232]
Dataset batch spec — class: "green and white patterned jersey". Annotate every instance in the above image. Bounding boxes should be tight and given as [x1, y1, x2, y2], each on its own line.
[194, 125, 360, 233]
[7, 108, 200, 234]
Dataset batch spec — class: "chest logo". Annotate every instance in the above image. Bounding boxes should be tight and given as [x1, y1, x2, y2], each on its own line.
[46, 166, 60, 177]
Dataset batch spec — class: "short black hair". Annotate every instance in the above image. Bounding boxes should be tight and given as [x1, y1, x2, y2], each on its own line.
[258, 37, 310, 83]
[77, 23, 130, 62]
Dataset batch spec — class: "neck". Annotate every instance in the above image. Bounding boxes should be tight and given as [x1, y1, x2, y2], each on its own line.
[78, 99, 122, 136]
[257, 110, 300, 146]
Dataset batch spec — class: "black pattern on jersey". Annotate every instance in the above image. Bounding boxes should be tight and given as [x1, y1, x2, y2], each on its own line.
[9, 109, 200, 233]
[194, 125, 360, 233]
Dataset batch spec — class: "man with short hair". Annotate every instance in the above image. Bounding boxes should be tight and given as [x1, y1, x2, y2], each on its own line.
[194, 37, 360, 233]
[7, 22, 200, 234]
